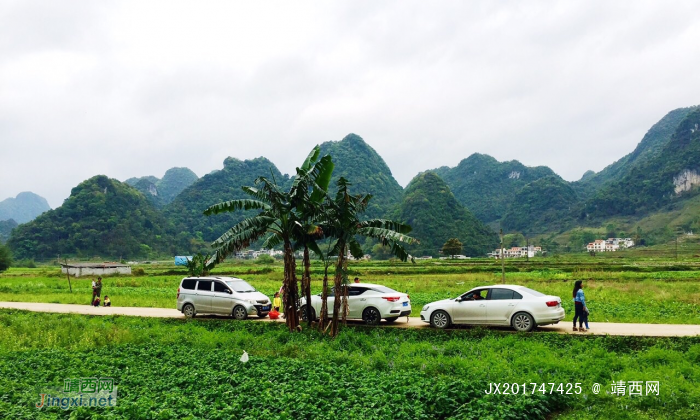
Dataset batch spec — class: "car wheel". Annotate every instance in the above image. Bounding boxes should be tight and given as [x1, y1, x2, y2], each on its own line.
[300, 306, 316, 322]
[512, 312, 535, 332]
[362, 307, 381, 326]
[182, 303, 195, 319]
[430, 310, 451, 329]
[232, 305, 248, 320]
[384, 317, 399, 323]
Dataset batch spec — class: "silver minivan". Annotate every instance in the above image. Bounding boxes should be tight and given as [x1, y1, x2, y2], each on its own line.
[176, 276, 271, 319]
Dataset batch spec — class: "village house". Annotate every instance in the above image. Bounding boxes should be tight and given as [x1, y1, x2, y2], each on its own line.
[586, 238, 635, 252]
[490, 246, 543, 259]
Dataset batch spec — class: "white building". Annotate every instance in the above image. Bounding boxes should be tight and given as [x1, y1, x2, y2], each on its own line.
[61, 263, 131, 277]
[587, 238, 635, 252]
[490, 246, 542, 259]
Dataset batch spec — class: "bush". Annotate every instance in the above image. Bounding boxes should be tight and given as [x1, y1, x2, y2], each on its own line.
[132, 267, 145, 276]
[14, 259, 36, 268]
[254, 254, 275, 265]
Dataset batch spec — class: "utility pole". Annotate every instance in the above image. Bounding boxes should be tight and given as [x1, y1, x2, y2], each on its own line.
[526, 236, 529, 263]
[500, 229, 505, 284]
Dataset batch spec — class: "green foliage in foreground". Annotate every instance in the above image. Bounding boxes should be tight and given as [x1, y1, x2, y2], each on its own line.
[0, 310, 698, 419]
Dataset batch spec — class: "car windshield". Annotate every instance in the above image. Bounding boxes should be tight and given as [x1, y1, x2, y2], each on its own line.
[370, 286, 397, 294]
[225, 280, 256, 293]
[519, 287, 545, 297]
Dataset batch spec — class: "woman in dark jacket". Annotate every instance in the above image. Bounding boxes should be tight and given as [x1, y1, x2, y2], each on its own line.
[572, 280, 589, 332]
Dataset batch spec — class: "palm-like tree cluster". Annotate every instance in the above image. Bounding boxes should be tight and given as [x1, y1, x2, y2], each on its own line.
[203, 146, 415, 336]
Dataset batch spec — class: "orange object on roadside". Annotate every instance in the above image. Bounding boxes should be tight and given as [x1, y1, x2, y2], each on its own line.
[269, 310, 280, 319]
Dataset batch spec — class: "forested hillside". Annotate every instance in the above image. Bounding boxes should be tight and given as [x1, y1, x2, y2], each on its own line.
[583, 107, 700, 220]
[431, 154, 556, 225]
[7, 176, 175, 259]
[319, 134, 403, 218]
[399, 172, 498, 257]
[575, 106, 698, 198]
[0, 192, 51, 224]
[501, 176, 579, 234]
[163, 157, 291, 246]
[0, 219, 17, 244]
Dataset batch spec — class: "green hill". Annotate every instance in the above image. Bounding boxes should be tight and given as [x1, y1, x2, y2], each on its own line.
[163, 157, 291, 246]
[501, 176, 579, 234]
[319, 134, 403, 218]
[0, 219, 17, 244]
[431, 154, 557, 225]
[575, 106, 698, 198]
[583, 107, 700, 220]
[0, 192, 51, 224]
[399, 172, 498, 257]
[125, 167, 198, 207]
[7, 176, 175, 259]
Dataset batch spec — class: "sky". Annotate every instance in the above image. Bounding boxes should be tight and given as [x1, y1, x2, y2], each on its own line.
[2, 1, 700, 208]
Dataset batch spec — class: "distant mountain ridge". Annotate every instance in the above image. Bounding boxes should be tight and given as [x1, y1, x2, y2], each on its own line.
[0, 192, 51, 224]
[125, 167, 199, 207]
[8, 103, 700, 258]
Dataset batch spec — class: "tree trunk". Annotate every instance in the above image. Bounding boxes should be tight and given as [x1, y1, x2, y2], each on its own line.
[330, 242, 346, 337]
[283, 240, 299, 332]
[319, 263, 330, 332]
[303, 246, 313, 326]
[341, 254, 349, 325]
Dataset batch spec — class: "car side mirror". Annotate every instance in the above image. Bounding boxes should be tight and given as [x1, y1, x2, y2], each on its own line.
[227, 290, 232, 294]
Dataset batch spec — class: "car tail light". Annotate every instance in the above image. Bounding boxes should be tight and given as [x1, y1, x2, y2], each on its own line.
[545, 301, 559, 307]
[177, 287, 180, 299]
[382, 296, 401, 302]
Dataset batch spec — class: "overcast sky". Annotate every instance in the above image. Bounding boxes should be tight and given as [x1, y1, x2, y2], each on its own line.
[2, 1, 700, 208]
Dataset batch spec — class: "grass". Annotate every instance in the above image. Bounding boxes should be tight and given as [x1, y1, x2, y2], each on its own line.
[0, 309, 698, 419]
[2, 259, 700, 324]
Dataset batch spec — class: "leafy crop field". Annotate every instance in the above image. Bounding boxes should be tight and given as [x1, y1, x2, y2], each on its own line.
[2, 258, 700, 324]
[0, 309, 698, 419]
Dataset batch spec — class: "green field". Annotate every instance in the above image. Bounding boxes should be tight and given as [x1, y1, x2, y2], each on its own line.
[1, 258, 700, 419]
[2, 258, 700, 324]
[0, 309, 698, 419]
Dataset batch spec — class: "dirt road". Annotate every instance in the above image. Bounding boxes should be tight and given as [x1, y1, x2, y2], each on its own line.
[1, 301, 699, 337]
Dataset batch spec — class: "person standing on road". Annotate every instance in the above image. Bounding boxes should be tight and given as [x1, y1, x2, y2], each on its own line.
[91, 278, 98, 305]
[95, 277, 103, 301]
[572, 280, 589, 332]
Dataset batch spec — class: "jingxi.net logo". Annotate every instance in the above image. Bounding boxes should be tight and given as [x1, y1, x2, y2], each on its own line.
[36, 377, 118, 410]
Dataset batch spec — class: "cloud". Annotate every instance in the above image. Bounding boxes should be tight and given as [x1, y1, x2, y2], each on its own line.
[1, 0, 700, 208]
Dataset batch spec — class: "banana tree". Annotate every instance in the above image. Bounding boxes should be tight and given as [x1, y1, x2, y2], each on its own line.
[318, 178, 416, 337]
[203, 146, 333, 332]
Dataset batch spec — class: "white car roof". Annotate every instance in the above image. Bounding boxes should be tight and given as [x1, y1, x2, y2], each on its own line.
[469, 285, 525, 290]
[347, 283, 396, 290]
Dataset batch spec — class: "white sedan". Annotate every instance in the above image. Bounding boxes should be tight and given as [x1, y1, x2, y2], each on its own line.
[420, 285, 565, 332]
[300, 283, 411, 325]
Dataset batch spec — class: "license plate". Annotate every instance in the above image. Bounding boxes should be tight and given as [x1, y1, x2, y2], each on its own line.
[261, 305, 270, 311]
[403, 302, 408, 307]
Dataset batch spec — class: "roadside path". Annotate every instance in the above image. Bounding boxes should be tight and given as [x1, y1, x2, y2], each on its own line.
[2, 301, 699, 337]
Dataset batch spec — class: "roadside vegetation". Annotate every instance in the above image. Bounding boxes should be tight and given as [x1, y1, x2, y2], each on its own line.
[2, 258, 700, 324]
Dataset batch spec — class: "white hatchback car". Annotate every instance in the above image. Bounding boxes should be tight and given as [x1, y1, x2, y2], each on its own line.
[420, 285, 564, 332]
[177, 276, 271, 320]
[300, 283, 411, 325]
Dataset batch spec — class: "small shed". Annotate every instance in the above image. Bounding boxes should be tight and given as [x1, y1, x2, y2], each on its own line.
[61, 263, 131, 277]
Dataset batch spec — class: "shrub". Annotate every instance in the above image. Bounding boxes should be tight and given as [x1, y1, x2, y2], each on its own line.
[254, 254, 275, 265]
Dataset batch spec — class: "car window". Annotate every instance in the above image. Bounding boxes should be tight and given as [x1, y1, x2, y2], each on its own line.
[489, 288, 515, 300]
[181, 279, 197, 290]
[371, 286, 397, 294]
[225, 280, 256, 293]
[519, 287, 545, 297]
[213, 281, 230, 293]
[348, 287, 367, 296]
[197, 280, 212, 291]
[463, 289, 486, 300]
[512, 291, 523, 299]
